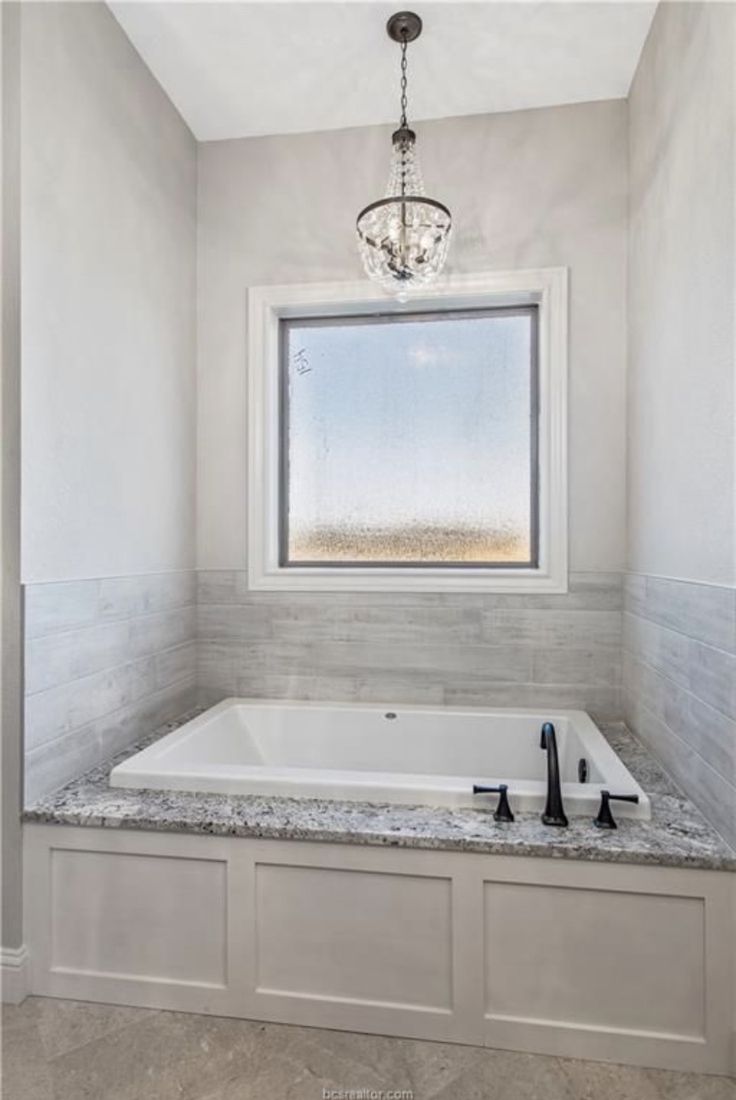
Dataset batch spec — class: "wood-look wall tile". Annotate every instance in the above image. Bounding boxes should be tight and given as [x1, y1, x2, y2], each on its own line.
[624, 692, 736, 849]
[623, 651, 736, 786]
[482, 610, 621, 649]
[25, 621, 130, 695]
[625, 574, 736, 654]
[24, 580, 99, 638]
[624, 612, 736, 720]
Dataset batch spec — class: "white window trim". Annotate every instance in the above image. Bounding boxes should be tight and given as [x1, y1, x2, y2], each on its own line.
[247, 267, 568, 593]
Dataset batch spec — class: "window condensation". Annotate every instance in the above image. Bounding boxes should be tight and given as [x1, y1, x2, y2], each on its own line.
[280, 307, 538, 568]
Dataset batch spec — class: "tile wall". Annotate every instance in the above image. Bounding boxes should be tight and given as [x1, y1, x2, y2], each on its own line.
[623, 574, 736, 846]
[197, 571, 623, 721]
[24, 572, 197, 802]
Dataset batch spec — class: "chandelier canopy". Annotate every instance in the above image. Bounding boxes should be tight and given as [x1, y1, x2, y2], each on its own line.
[356, 12, 452, 297]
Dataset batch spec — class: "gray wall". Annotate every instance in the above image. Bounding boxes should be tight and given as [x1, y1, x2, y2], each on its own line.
[21, 2, 197, 584]
[197, 100, 628, 715]
[18, 3, 198, 798]
[627, 2, 735, 588]
[1, 0, 24, 953]
[625, 2, 736, 846]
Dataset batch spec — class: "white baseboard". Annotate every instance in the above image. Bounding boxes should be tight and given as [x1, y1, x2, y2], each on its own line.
[1, 944, 29, 1003]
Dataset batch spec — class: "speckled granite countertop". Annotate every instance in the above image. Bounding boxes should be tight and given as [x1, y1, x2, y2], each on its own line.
[23, 709, 736, 872]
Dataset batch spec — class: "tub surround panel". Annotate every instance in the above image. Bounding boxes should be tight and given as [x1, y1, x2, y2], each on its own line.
[255, 864, 454, 1009]
[23, 710, 735, 873]
[24, 573, 197, 804]
[623, 573, 736, 849]
[197, 571, 623, 722]
[483, 883, 706, 1037]
[49, 847, 228, 987]
[24, 825, 734, 1072]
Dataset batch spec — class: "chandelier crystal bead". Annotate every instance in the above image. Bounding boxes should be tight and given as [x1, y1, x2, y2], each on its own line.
[356, 13, 452, 297]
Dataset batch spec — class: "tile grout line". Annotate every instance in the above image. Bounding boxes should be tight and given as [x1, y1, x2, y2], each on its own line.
[24, 638, 198, 700]
[25, 675, 199, 761]
[25, 599, 197, 641]
[621, 634, 736, 724]
[624, 690, 736, 814]
[622, 606, 736, 658]
[622, 647, 736, 726]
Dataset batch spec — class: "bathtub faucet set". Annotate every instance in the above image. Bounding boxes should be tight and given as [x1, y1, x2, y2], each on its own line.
[474, 721, 641, 830]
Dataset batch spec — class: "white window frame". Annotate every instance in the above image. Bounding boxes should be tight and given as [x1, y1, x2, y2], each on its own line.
[247, 267, 568, 593]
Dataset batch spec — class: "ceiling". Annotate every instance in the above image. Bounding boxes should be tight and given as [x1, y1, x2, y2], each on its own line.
[109, 2, 657, 142]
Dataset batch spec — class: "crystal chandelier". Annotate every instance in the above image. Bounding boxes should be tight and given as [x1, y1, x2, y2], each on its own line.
[356, 11, 452, 298]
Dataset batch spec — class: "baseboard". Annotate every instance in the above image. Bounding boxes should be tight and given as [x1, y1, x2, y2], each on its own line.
[1, 944, 29, 1003]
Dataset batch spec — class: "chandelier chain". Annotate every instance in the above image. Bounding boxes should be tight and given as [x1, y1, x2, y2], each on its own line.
[399, 34, 408, 128]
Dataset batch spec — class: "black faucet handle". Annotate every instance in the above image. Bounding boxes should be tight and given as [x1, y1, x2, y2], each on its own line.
[473, 783, 515, 823]
[594, 790, 640, 830]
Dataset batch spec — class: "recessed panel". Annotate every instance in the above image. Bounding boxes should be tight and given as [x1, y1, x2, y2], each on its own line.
[51, 849, 227, 986]
[256, 864, 452, 1009]
[484, 882, 705, 1037]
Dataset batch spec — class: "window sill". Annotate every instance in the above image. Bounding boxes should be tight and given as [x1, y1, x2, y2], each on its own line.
[246, 563, 568, 594]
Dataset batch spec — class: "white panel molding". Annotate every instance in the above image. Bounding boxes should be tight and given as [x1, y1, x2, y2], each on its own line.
[23, 825, 734, 1073]
[1, 944, 29, 1004]
[247, 268, 568, 594]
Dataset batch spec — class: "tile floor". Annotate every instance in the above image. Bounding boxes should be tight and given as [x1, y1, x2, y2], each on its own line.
[2, 997, 735, 1100]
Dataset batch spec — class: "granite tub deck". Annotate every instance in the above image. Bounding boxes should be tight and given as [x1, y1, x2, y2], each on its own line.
[23, 710, 736, 872]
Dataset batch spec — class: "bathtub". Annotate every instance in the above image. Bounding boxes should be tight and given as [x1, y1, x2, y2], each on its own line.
[110, 700, 650, 820]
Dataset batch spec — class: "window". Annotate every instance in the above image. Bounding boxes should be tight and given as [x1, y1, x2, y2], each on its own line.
[280, 308, 538, 568]
[248, 269, 567, 592]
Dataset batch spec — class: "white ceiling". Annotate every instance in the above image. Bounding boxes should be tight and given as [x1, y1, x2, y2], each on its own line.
[109, 1, 656, 142]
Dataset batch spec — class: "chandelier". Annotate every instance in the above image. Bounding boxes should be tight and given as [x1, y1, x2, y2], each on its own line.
[356, 11, 452, 298]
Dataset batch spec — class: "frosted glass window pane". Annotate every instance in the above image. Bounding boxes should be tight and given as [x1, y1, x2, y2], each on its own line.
[280, 308, 537, 567]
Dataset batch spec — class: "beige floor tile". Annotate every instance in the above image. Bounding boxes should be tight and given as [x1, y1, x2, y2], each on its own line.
[644, 1068, 736, 1100]
[1, 1005, 54, 1100]
[21, 995, 161, 1060]
[294, 1028, 485, 1099]
[193, 1054, 345, 1100]
[3, 998, 734, 1100]
[48, 1010, 272, 1100]
[291, 1028, 415, 1093]
[555, 1057, 663, 1100]
[431, 1047, 573, 1100]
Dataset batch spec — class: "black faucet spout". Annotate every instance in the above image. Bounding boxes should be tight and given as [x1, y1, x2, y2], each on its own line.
[540, 721, 569, 827]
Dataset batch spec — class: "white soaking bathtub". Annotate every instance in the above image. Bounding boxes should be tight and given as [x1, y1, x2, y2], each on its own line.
[110, 700, 650, 820]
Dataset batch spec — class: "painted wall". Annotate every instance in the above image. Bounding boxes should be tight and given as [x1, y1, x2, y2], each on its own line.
[1, 0, 24, 964]
[198, 99, 628, 574]
[627, 1, 735, 586]
[624, 2, 736, 847]
[20, 1, 197, 584]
